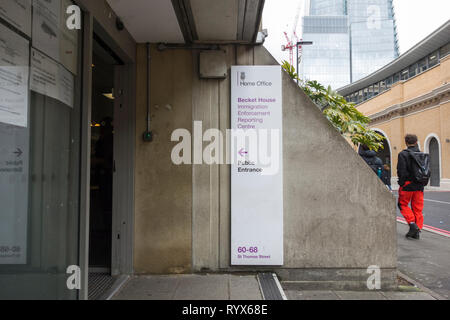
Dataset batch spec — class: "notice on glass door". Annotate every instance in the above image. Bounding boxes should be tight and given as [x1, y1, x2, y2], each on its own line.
[231, 66, 284, 266]
[0, 23, 30, 128]
[59, 0, 78, 75]
[30, 48, 74, 108]
[0, 0, 32, 37]
[0, 124, 30, 265]
[32, 0, 60, 62]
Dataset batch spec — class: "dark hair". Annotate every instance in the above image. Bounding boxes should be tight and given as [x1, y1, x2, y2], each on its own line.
[405, 134, 418, 145]
[361, 144, 370, 151]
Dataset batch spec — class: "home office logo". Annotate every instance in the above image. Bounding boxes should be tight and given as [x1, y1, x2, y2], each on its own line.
[238, 72, 273, 87]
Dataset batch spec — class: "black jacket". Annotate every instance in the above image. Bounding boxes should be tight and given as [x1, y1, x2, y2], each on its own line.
[381, 169, 391, 186]
[397, 146, 425, 192]
[359, 149, 383, 174]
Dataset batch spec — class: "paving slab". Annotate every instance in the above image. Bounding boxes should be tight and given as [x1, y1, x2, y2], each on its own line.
[172, 275, 229, 300]
[334, 291, 387, 300]
[381, 291, 436, 300]
[113, 274, 263, 300]
[113, 275, 179, 300]
[229, 275, 263, 300]
[285, 290, 340, 300]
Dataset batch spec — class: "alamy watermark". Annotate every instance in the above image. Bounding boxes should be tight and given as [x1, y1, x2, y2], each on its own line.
[65, 5, 81, 30]
[367, 265, 381, 290]
[171, 121, 281, 176]
[66, 265, 81, 290]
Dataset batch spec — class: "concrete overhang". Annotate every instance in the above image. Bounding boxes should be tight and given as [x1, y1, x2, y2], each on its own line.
[106, 0, 265, 44]
[338, 20, 450, 96]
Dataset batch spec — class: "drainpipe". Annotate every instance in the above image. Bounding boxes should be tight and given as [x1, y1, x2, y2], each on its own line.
[143, 42, 153, 142]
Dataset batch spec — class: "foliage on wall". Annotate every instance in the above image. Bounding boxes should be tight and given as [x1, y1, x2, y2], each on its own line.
[282, 61, 385, 151]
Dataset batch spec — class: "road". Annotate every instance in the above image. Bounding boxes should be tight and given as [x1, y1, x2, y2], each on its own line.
[395, 191, 450, 232]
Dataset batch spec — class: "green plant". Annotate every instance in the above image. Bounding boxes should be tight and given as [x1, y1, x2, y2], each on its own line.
[282, 61, 385, 151]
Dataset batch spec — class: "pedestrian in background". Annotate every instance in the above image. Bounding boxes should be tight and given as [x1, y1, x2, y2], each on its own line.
[359, 144, 383, 179]
[382, 164, 392, 191]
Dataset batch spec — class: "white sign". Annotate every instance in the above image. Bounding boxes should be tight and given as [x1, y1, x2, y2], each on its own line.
[32, 0, 79, 75]
[32, 0, 60, 62]
[0, 0, 32, 37]
[0, 124, 30, 265]
[231, 66, 284, 266]
[30, 48, 74, 108]
[0, 23, 29, 128]
[59, 0, 78, 75]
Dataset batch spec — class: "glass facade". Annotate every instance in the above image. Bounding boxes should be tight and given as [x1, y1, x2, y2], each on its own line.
[300, 0, 399, 89]
[0, 0, 82, 299]
[310, 0, 346, 16]
[348, 0, 399, 82]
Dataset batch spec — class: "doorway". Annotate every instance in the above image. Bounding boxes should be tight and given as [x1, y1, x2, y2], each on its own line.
[429, 137, 440, 187]
[88, 34, 123, 299]
[375, 131, 392, 167]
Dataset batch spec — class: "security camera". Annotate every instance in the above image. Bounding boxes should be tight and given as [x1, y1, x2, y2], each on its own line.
[116, 17, 124, 31]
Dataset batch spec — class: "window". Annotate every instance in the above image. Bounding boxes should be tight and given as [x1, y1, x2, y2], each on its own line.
[0, 0, 82, 300]
[440, 44, 450, 58]
[409, 63, 417, 78]
[400, 69, 409, 81]
[358, 90, 363, 103]
[379, 80, 386, 93]
[373, 83, 379, 96]
[393, 72, 400, 84]
[386, 76, 393, 88]
[368, 85, 374, 98]
[418, 58, 427, 73]
[428, 51, 439, 68]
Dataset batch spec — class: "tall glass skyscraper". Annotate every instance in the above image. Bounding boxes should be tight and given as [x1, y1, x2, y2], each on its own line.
[299, 0, 399, 89]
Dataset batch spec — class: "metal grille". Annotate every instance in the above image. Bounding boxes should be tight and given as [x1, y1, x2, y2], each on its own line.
[257, 273, 285, 300]
[88, 273, 116, 300]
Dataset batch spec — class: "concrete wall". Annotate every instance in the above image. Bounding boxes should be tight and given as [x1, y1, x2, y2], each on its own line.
[134, 44, 397, 286]
[134, 45, 193, 274]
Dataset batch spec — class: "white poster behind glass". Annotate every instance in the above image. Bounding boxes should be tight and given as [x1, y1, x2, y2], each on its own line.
[30, 48, 58, 100]
[0, 0, 32, 37]
[0, 24, 30, 265]
[59, 0, 78, 75]
[30, 48, 74, 108]
[58, 63, 74, 108]
[0, 23, 29, 128]
[32, 0, 60, 62]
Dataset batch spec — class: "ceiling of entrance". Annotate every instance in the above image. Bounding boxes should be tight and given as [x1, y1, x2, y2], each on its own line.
[106, 0, 265, 44]
[106, 0, 185, 43]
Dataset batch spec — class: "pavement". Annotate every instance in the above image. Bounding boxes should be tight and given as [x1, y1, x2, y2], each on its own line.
[111, 191, 449, 301]
[112, 272, 437, 300]
[397, 223, 450, 299]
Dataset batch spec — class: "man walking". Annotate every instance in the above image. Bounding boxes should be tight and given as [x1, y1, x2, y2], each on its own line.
[397, 134, 426, 240]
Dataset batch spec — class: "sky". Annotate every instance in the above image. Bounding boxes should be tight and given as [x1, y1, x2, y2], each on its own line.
[262, 0, 450, 64]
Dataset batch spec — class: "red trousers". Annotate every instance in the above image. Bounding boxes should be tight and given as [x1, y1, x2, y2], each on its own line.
[398, 182, 424, 230]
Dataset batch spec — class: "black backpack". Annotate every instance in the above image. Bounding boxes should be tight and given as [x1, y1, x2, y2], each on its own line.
[407, 150, 431, 186]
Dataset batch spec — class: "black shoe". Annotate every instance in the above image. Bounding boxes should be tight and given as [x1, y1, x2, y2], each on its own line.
[406, 223, 420, 239]
[412, 230, 421, 240]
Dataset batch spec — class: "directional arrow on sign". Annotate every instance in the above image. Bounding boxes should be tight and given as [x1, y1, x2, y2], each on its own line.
[238, 148, 248, 157]
[14, 148, 23, 157]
